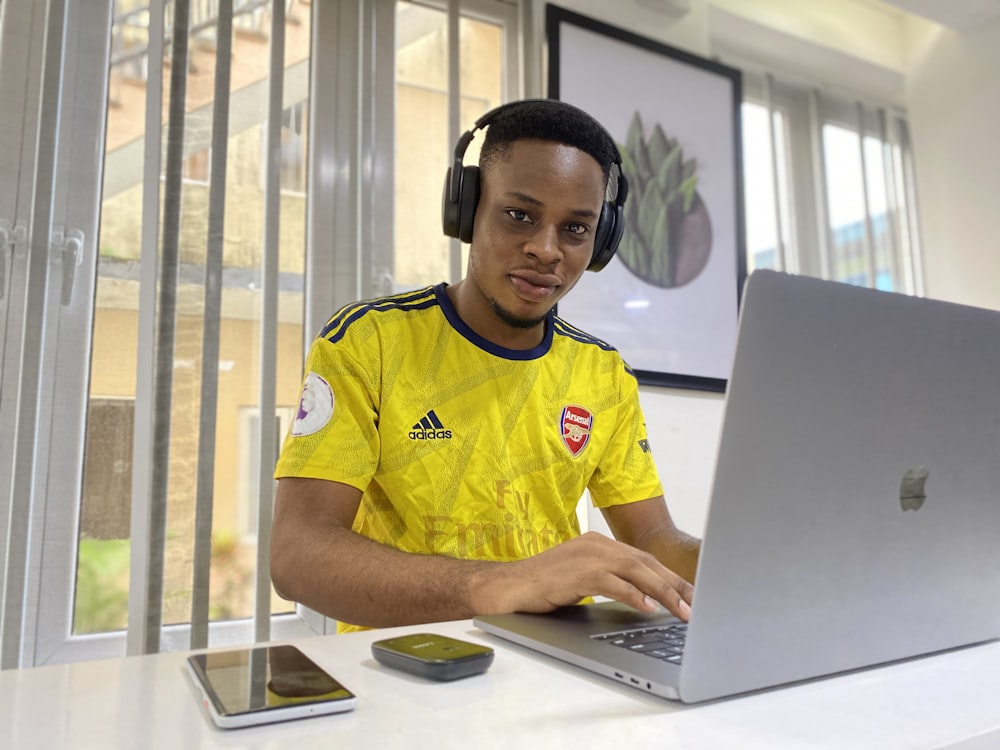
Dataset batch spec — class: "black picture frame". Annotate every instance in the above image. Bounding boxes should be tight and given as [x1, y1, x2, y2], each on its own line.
[547, 4, 747, 392]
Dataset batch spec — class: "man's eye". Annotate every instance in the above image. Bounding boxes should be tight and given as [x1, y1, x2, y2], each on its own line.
[506, 209, 531, 223]
[566, 223, 588, 235]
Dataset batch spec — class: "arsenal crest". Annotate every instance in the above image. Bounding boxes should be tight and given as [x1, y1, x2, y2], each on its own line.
[560, 404, 593, 457]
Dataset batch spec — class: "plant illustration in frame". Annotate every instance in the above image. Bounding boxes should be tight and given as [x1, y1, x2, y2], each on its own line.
[617, 111, 713, 289]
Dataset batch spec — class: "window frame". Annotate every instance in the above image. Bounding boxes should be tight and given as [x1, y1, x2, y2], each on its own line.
[0, 0, 115, 669]
[738, 68, 923, 295]
[4, 0, 523, 668]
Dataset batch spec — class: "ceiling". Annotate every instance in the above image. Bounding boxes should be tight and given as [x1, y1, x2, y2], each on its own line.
[873, 0, 1000, 32]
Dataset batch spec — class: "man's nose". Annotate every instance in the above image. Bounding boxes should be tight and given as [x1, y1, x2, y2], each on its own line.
[525, 225, 562, 263]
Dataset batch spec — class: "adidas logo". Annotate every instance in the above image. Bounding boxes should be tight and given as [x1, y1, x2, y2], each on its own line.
[408, 409, 453, 440]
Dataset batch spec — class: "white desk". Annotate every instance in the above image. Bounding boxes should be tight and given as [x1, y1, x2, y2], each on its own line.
[3, 620, 1000, 749]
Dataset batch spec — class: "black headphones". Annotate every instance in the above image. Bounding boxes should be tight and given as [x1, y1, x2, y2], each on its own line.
[440, 99, 629, 272]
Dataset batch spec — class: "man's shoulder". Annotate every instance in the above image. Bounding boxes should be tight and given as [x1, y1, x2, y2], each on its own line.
[551, 315, 619, 354]
[550, 315, 641, 386]
[318, 285, 443, 343]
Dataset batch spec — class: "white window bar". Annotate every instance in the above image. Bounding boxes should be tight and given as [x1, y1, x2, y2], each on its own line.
[253, 0, 286, 646]
[127, 0, 168, 659]
[448, 0, 462, 283]
[764, 73, 788, 273]
[305, 0, 359, 345]
[369, 0, 397, 298]
[190, 0, 235, 650]
[807, 88, 832, 281]
[0, 0, 46, 668]
[520, 0, 538, 98]
[896, 119, 925, 297]
[855, 101, 878, 288]
[1, 0, 68, 670]
[147, 0, 194, 656]
[876, 106, 901, 291]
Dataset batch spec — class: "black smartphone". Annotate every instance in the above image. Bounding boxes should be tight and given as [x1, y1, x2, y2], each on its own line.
[186, 644, 357, 729]
[371, 633, 494, 681]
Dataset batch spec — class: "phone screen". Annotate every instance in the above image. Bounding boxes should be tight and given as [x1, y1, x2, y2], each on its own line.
[187, 645, 356, 728]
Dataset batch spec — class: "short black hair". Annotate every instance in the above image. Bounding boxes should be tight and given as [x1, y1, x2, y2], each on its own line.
[478, 99, 619, 183]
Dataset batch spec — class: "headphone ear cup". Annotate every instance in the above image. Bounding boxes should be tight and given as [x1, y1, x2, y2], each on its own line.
[442, 166, 461, 239]
[456, 165, 480, 243]
[441, 165, 480, 242]
[588, 201, 623, 272]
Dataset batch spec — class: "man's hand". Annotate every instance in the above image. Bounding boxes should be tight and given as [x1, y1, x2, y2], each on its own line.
[472, 531, 694, 622]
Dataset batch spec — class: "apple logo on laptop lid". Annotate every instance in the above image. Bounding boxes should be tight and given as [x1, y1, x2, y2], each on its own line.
[899, 467, 930, 511]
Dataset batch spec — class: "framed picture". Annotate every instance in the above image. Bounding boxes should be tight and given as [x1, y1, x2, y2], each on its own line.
[547, 4, 746, 392]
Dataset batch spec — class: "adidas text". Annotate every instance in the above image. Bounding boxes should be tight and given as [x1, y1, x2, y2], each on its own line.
[409, 428, 453, 440]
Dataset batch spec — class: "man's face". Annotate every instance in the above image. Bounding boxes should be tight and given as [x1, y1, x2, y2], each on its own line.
[466, 138, 607, 333]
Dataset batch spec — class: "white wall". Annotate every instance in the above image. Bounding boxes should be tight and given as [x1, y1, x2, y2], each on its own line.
[546, 0, 999, 537]
[906, 19, 1000, 312]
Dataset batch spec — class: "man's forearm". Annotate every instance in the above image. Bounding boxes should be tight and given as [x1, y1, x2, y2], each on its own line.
[273, 524, 700, 627]
[641, 527, 701, 584]
[271, 524, 511, 628]
[600, 497, 702, 584]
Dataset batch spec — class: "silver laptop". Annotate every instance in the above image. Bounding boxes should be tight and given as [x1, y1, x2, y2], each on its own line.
[474, 269, 1000, 703]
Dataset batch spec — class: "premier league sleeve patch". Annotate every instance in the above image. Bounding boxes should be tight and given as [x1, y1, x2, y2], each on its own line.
[291, 372, 334, 437]
[560, 404, 593, 457]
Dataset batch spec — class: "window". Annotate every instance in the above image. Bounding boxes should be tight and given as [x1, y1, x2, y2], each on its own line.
[739, 72, 922, 294]
[75, 399, 134, 635]
[822, 122, 900, 291]
[84, 0, 311, 645]
[394, 1, 507, 290]
[182, 149, 211, 183]
[237, 406, 295, 538]
[1, 0, 520, 667]
[740, 102, 791, 273]
[278, 102, 308, 194]
[258, 102, 309, 194]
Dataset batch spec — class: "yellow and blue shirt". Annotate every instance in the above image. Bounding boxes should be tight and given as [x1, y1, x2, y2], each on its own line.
[274, 284, 663, 626]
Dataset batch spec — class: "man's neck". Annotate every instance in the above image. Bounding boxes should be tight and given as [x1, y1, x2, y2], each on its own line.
[445, 281, 547, 351]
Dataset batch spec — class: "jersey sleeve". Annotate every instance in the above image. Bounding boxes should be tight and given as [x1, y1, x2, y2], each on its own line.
[273, 324, 382, 490]
[586, 365, 664, 508]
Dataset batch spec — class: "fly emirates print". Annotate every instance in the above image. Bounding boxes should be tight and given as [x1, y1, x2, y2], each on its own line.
[419, 404, 597, 560]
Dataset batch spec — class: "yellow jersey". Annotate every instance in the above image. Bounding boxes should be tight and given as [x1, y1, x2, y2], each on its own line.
[274, 284, 663, 630]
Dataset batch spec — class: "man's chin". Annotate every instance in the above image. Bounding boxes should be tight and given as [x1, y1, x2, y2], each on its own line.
[490, 298, 550, 330]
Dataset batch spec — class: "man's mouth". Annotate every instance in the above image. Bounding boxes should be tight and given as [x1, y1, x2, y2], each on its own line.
[509, 271, 560, 302]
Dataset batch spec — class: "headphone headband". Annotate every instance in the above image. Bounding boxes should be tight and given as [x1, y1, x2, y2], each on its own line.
[441, 99, 628, 272]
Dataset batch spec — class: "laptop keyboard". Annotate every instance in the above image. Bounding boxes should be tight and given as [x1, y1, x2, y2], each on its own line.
[592, 622, 688, 664]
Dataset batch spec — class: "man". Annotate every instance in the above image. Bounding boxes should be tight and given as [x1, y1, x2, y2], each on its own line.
[270, 99, 700, 633]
